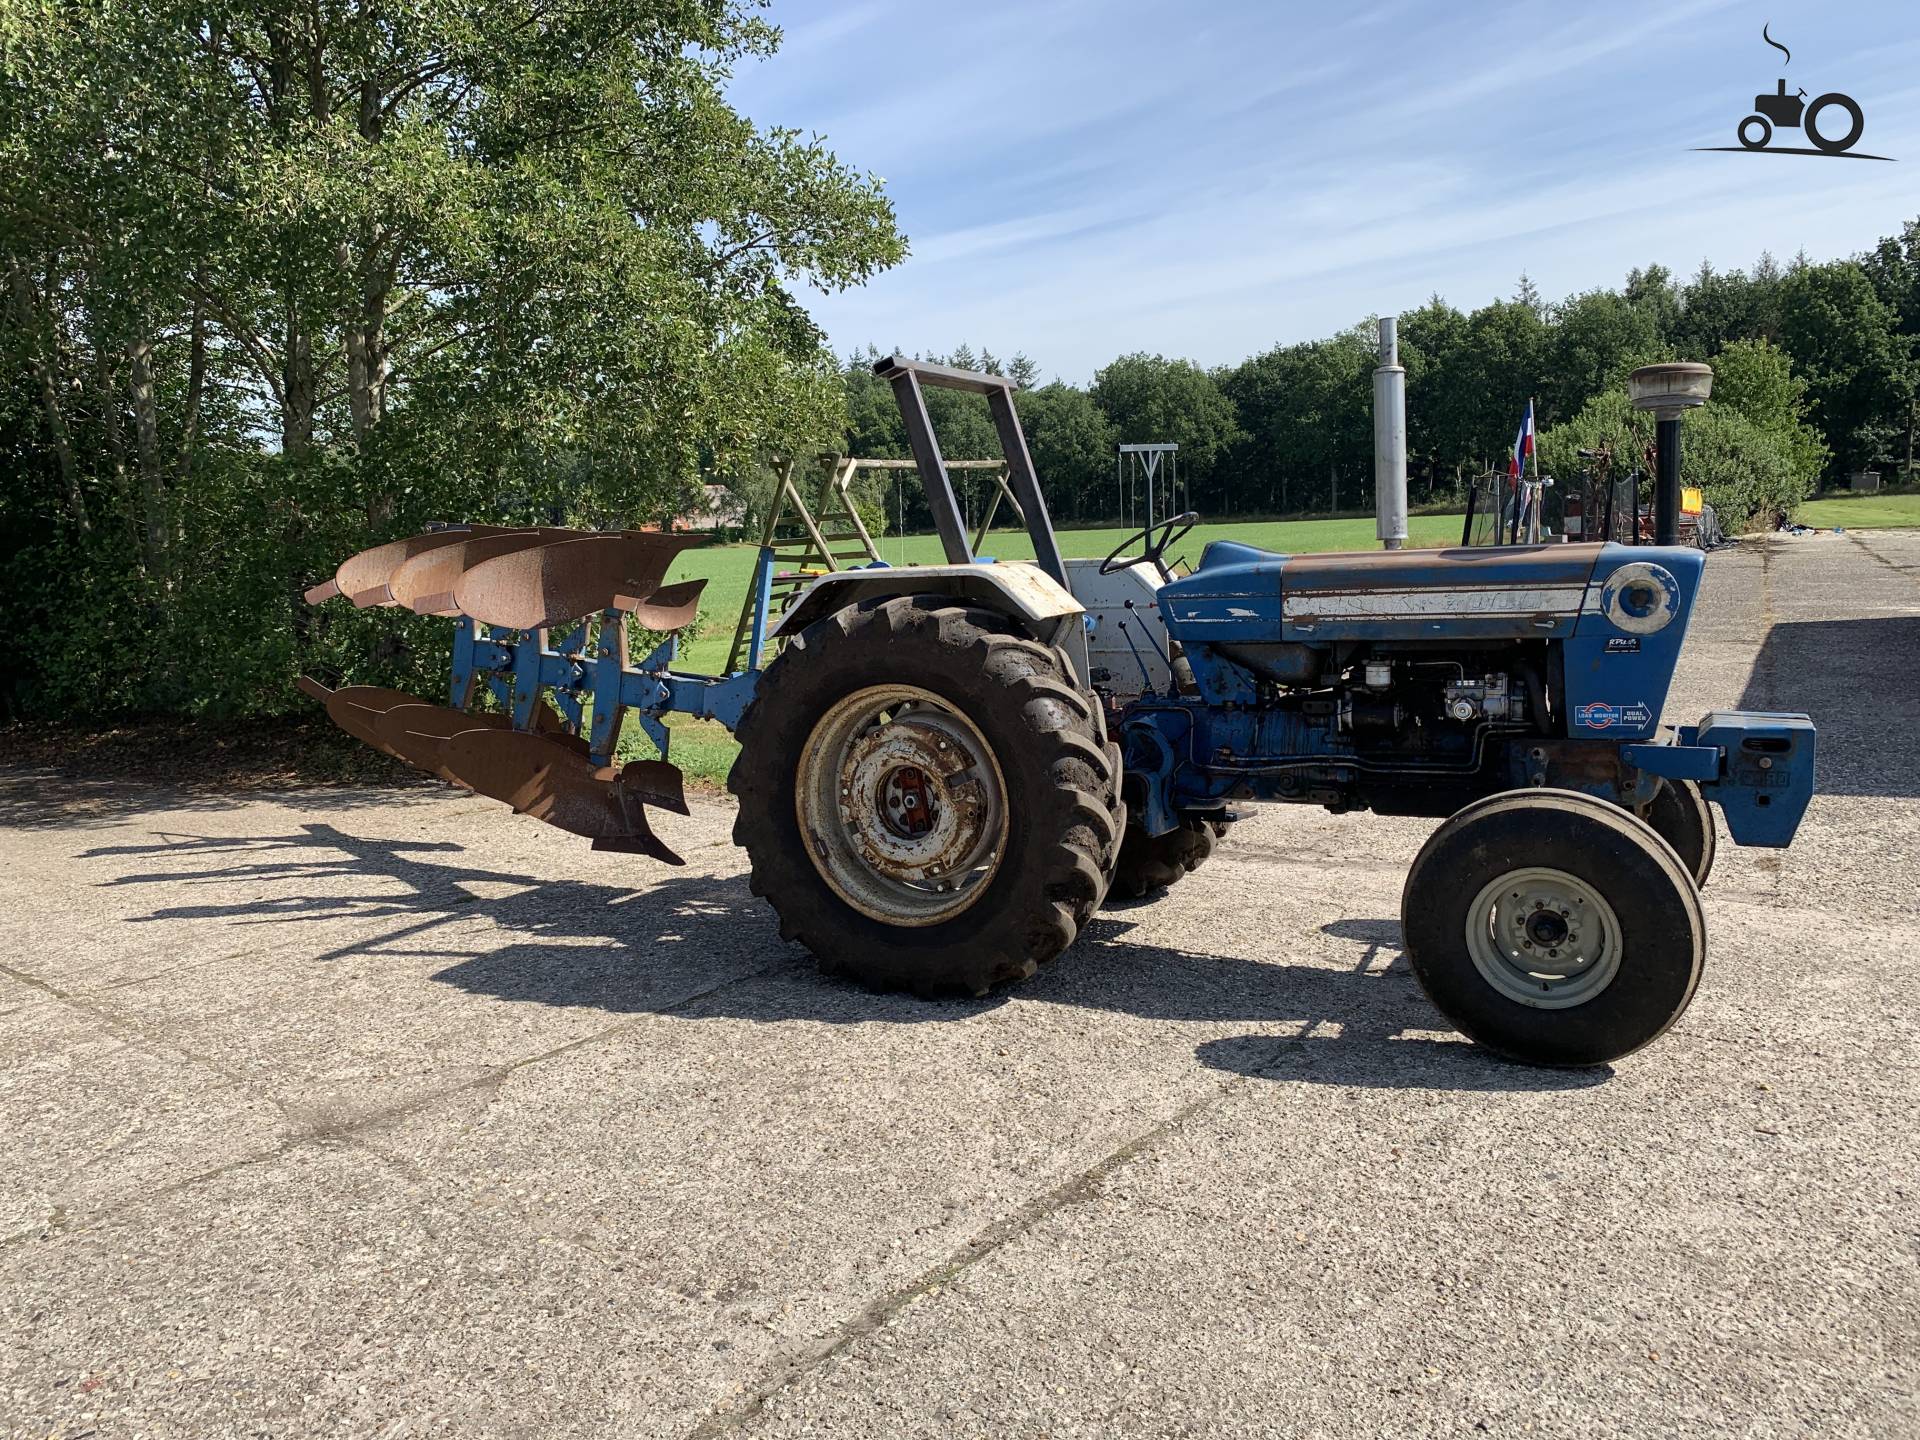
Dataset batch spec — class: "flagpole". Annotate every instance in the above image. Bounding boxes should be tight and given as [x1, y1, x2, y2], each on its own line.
[1528, 395, 1540, 542]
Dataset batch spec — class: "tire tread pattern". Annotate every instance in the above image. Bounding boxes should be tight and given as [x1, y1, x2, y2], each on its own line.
[728, 596, 1123, 996]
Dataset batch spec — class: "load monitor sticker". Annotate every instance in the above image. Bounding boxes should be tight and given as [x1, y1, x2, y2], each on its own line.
[1576, 701, 1654, 730]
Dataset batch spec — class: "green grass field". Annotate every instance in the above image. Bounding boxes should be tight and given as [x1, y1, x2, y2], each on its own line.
[1794, 491, 1920, 530]
[637, 513, 1463, 781]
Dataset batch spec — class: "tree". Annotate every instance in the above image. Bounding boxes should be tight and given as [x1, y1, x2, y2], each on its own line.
[1016, 382, 1114, 524]
[1624, 263, 1681, 343]
[1862, 217, 1920, 474]
[1460, 299, 1547, 462]
[1538, 390, 1807, 529]
[1542, 289, 1665, 424]
[1673, 257, 1785, 361]
[0, 0, 904, 717]
[1707, 339, 1828, 490]
[1775, 262, 1909, 475]
[1398, 296, 1478, 495]
[1091, 354, 1241, 512]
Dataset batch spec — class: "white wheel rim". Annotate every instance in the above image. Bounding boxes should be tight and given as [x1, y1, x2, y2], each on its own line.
[795, 685, 1009, 926]
[1464, 866, 1623, 1010]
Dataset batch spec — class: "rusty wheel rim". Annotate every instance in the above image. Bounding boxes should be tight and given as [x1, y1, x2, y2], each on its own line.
[795, 685, 1008, 927]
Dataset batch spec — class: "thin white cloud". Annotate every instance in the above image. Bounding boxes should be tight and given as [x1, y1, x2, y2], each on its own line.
[730, 0, 1920, 381]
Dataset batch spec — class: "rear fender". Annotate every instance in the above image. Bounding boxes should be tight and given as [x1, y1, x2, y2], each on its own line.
[772, 563, 1092, 686]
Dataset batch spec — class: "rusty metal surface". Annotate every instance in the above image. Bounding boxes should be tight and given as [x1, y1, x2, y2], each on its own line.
[614, 577, 708, 633]
[307, 526, 514, 609]
[303, 527, 699, 867]
[437, 728, 685, 864]
[611, 759, 690, 816]
[452, 533, 706, 631]
[386, 530, 556, 615]
[371, 704, 505, 781]
[321, 685, 431, 758]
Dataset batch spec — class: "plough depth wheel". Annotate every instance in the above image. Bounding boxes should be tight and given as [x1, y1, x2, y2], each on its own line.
[729, 595, 1124, 996]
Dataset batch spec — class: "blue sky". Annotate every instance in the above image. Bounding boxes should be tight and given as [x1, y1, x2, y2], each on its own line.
[726, 0, 1920, 384]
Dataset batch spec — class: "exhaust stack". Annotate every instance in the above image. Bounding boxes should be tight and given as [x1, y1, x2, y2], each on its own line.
[1373, 315, 1408, 550]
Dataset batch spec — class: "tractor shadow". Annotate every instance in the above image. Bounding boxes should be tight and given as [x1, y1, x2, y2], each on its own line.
[87, 824, 1605, 1094]
[1735, 615, 1920, 798]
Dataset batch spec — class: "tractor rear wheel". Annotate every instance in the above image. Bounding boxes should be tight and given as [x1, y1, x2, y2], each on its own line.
[1401, 789, 1705, 1067]
[1644, 777, 1716, 888]
[1107, 815, 1232, 902]
[729, 595, 1122, 996]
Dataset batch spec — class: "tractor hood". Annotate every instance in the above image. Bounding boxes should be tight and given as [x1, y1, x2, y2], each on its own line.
[1162, 542, 1611, 641]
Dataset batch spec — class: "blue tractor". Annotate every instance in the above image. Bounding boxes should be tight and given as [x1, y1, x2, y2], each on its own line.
[306, 357, 1814, 1066]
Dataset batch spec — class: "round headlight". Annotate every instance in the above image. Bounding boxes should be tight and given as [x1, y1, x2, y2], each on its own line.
[1600, 562, 1679, 635]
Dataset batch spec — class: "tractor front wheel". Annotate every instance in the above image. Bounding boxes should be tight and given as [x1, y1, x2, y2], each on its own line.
[1401, 789, 1705, 1066]
[729, 596, 1122, 996]
[1106, 815, 1232, 902]
[1644, 777, 1716, 888]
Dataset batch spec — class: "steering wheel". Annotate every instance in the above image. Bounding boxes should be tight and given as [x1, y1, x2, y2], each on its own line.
[1100, 511, 1199, 577]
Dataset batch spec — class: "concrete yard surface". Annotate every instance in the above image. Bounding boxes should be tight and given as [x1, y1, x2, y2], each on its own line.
[3, 530, 1917, 1439]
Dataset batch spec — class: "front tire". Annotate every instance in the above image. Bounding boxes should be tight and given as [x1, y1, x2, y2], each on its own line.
[1107, 815, 1231, 902]
[729, 596, 1122, 995]
[1644, 778, 1716, 888]
[1401, 789, 1706, 1066]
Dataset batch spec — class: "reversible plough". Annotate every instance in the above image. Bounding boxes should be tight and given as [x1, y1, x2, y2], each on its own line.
[302, 525, 752, 865]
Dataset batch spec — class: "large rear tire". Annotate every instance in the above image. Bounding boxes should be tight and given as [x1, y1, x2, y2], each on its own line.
[729, 596, 1122, 996]
[1401, 789, 1706, 1067]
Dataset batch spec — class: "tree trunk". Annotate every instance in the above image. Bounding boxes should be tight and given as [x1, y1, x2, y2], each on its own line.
[8, 263, 88, 532]
[96, 346, 129, 500]
[282, 318, 314, 458]
[178, 294, 207, 481]
[128, 338, 168, 579]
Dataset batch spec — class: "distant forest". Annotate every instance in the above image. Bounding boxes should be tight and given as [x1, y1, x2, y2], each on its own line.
[829, 219, 1920, 537]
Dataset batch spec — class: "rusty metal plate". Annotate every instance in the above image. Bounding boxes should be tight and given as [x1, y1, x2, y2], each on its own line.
[373, 703, 508, 779]
[438, 728, 684, 863]
[612, 758, 690, 816]
[386, 529, 561, 615]
[615, 577, 708, 634]
[452, 533, 707, 631]
[305, 526, 514, 608]
[321, 685, 430, 757]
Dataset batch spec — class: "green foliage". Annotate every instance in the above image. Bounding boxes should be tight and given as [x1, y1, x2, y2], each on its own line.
[1091, 353, 1242, 507]
[1707, 339, 1828, 490]
[1016, 382, 1114, 524]
[1775, 261, 1910, 475]
[1537, 389, 1810, 530]
[1542, 289, 1666, 423]
[0, 0, 902, 720]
